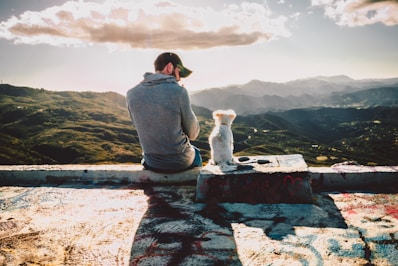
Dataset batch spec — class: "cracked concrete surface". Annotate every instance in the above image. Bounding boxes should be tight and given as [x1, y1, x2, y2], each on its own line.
[0, 183, 397, 265]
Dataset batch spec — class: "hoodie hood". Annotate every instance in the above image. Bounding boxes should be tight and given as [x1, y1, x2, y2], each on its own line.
[142, 72, 177, 86]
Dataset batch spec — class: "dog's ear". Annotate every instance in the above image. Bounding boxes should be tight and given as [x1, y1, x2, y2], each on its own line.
[213, 110, 220, 118]
[213, 110, 224, 119]
[227, 109, 236, 120]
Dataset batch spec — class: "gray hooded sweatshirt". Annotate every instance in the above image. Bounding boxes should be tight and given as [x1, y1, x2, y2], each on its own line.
[126, 72, 200, 171]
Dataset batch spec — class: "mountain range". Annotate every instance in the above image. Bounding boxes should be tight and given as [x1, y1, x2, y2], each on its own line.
[190, 75, 398, 114]
[0, 78, 397, 166]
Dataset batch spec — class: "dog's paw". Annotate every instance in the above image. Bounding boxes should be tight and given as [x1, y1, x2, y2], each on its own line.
[208, 159, 216, 165]
[220, 163, 238, 172]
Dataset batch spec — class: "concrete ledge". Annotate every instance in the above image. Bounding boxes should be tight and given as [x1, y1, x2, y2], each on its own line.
[310, 164, 398, 191]
[0, 164, 200, 186]
[0, 162, 397, 190]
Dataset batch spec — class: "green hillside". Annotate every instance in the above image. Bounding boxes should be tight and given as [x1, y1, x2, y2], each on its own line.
[1, 84, 397, 166]
[0, 84, 140, 164]
[236, 108, 398, 166]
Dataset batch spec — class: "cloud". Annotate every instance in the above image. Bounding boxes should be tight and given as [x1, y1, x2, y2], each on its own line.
[311, 0, 398, 26]
[0, 0, 291, 49]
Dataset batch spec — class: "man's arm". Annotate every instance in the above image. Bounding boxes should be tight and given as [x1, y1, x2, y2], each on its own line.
[180, 89, 200, 140]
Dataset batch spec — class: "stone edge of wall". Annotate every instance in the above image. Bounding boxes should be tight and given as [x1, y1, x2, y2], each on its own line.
[0, 164, 397, 190]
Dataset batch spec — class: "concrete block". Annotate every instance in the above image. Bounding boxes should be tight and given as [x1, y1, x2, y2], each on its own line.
[196, 154, 313, 204]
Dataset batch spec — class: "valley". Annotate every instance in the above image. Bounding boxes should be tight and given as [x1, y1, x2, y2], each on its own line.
[1, 82, 397, 166]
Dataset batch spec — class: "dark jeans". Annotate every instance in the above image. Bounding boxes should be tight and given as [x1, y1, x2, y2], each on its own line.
[142, 146, 202, 173]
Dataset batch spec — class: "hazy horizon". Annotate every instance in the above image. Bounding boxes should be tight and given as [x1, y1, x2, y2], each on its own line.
[2, 73, 398, 95]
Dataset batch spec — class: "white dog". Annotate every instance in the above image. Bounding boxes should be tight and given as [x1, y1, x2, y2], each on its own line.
[209, 109, 237, 167]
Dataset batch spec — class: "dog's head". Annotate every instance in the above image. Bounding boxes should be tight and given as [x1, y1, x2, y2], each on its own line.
[212, 109, 236, 126]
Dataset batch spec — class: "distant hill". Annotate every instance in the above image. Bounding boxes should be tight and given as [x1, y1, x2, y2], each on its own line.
[234, 106, 398, 166]
[1, 84, 397, 166]
[0, 84, 140, 164]
[190, 76, 398, 115]
[327, 86, 398, 107]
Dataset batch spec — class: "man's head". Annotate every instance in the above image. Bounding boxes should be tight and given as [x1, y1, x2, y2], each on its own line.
[154, 52, 192, 80]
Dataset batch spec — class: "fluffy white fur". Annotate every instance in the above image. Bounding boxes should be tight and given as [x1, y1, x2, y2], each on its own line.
[209, 109, 237, 166]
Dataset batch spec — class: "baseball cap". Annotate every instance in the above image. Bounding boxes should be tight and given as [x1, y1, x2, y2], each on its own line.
[154, 52, 192, 78]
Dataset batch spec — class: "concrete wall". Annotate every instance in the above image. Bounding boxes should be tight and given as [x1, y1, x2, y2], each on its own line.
[0, 163, 397, 190]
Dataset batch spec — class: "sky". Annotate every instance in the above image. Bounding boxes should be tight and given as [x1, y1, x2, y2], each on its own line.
[0, 0, 398, 95]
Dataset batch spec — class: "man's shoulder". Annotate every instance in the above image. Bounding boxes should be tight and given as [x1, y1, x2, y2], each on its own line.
[126, 84, 142, 96]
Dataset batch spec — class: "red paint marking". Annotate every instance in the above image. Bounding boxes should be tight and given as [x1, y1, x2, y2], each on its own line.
[347, 209, 357, 215]
[283, 175, 304, 197]
[342, 193, 351, 199]
[385, 205, 398, 219]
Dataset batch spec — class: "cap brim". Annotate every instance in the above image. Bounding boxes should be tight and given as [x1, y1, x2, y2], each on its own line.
[177, 64, 192, 78]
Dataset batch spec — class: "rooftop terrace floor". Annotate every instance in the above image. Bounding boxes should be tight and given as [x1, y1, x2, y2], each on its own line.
[1, 181, 398, 265]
